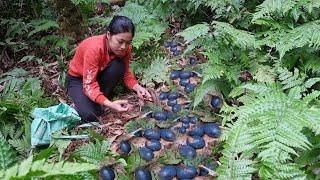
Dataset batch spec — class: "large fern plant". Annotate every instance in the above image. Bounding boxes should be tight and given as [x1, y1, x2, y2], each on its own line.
[217, 84, 320, 179]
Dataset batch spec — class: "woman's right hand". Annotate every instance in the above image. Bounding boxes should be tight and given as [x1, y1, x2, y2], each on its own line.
[103, 99, 132, 112]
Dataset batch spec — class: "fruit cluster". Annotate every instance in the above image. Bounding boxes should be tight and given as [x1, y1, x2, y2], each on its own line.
[170, 70, 196, 94]
[164, 40, 180, 56]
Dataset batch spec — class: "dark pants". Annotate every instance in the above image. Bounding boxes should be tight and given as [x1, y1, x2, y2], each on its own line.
[66, 59, 125, 122]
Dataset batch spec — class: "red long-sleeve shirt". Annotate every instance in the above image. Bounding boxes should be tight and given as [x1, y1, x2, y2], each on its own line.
[68, 34, 138, 105]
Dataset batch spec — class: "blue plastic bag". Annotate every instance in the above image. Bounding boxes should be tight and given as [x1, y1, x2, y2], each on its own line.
[31, 103, 81, 147]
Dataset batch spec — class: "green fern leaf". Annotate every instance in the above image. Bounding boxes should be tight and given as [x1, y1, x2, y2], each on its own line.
[28, 20, 59, 37]
[0, 156, 97, 179]
[253, 65, 277, 83]
[8, 136, 30, 156]
[141, 56, 169, 87]
[176, 23, 210, 43]
[74, 140, 111, 164]
[0, 134, 17, 171]
[212, 21, 257, 49]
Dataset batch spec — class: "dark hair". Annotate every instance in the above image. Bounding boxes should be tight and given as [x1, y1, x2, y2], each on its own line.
[106, 16, 135, 37]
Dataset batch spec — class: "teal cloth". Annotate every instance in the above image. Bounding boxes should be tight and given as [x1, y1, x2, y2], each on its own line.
[31, 103, 81, 147]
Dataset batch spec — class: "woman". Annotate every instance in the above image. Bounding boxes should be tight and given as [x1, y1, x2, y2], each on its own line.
[66, 16, 152, 122]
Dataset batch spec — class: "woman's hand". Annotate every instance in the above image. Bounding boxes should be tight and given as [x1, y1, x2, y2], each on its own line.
[133, 84, 152, 101]
[104, 99, 132, 112]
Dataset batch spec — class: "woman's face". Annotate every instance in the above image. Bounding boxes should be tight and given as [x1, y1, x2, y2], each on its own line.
[106, 32, 133, 57]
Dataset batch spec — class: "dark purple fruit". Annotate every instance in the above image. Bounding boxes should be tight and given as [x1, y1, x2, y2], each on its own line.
[189, 56, 196, 65]
[170, 41, 178, 48]
[177, 166, 197, 179]
[188, 116, 197, 124]
[139, 147, 154, 161]
[135, 168, 152, 180]
[210, 96, 222, 108]
[172, 104, 181, 113]
[160, 129, 176, 141]
[187, 136, 205, 149]
[179, 145, 196, 159]
[184, 84, 195, 93]
[119, 140, 131, 155]
[143, 129, 161, 140]
[179, 78, 190, 86]
[179, 71, 192, 79]
[180, 117, 190, 124]
[182, 123, 190, 129]
[145, 140, 161, 151]
[187, 124, 204, 136]
[170, 46, 177, 52]
[164, 41, 171, 48]
[167, 99, 177, 107]
[100, 166, 115, 180]
[203, 123, 221, 138]
[159, 92, 169, 100]
[154, 112, 167, 121]
[176, 127, 186, 134]
[170, 70, 180, 80]
[159, 165, 177, 180]
[167, 92, 179, 100]
[173, 50, 180, 56]
[134, 129, 143, 137]
[199, 162, 215, 176]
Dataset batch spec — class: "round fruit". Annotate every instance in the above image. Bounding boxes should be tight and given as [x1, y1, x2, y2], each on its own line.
[179, 78, 190, 86]
[180, 117, 190, 124]
[184, 83, 195, 93]
[167, 99, 177, 107]
[210, 96, 222, 108]
[188, 116, 197, 124]
[164, 41, 171, 48]
[187, 136, 205, 149]
[189, 56, 196, 65]
[173, 50, 180, 56]
[176, 166, 197, 179]
[167, 92, 179, 100]
[187, 124, 204, 136]
[203, 123, 221, 138]
[143, 129, 161, 140]
[159, 165, 177, 180]
[134, 168, 152, 180]
[159, 92, 169, 100]
[170, 70, 180, 80]
[179, 71, 192, 79]
[170, 41, 178, 48]
[99, 166, 115, 180]
[172, 104, 181, 113]
[170, 46, 177, 52]
[199, 162, 215, 176]
[160, 129, 176, 141]
[154, 111, 167, 121]
[145, 140, 161, 151]
[119, 140, 131, 155]
[179, 145, 196, 159]
[182, 122, 190, 129]
[176, 127, 186, 134]
[139, 147, 154, 161]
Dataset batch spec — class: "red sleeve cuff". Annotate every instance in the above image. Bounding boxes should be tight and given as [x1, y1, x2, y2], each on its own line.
[95, 95, 107, 105]
[126, 81, 138, 89]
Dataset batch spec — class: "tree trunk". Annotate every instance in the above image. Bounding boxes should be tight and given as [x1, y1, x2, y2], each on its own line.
[52, 0, 84, 41]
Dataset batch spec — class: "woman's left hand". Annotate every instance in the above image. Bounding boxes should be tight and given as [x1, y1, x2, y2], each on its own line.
[133, 84, 152, 101]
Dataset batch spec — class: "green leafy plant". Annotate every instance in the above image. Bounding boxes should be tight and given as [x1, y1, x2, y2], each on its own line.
[0, 134, 17, 171]
[0, 156, 97, 180]
[218, 84, 320, 179]
[140, 56, 169, 87]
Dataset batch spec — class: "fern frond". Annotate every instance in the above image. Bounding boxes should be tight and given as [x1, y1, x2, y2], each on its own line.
[8, 136, 30, 156]
[252, 0, 298, 21]
[0, 134, 17, 171]
[219, 88, 320, 179]
[275, 20, 320, 58]
[141, 56, 169, 87]
[212, 21, 257, 49]
[74, 140, 111, 164]
[176, 23, 210, 43]
[28, 19, 59, 37]
[0, 156, 97, 179]
[253, 65, 277, 83]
